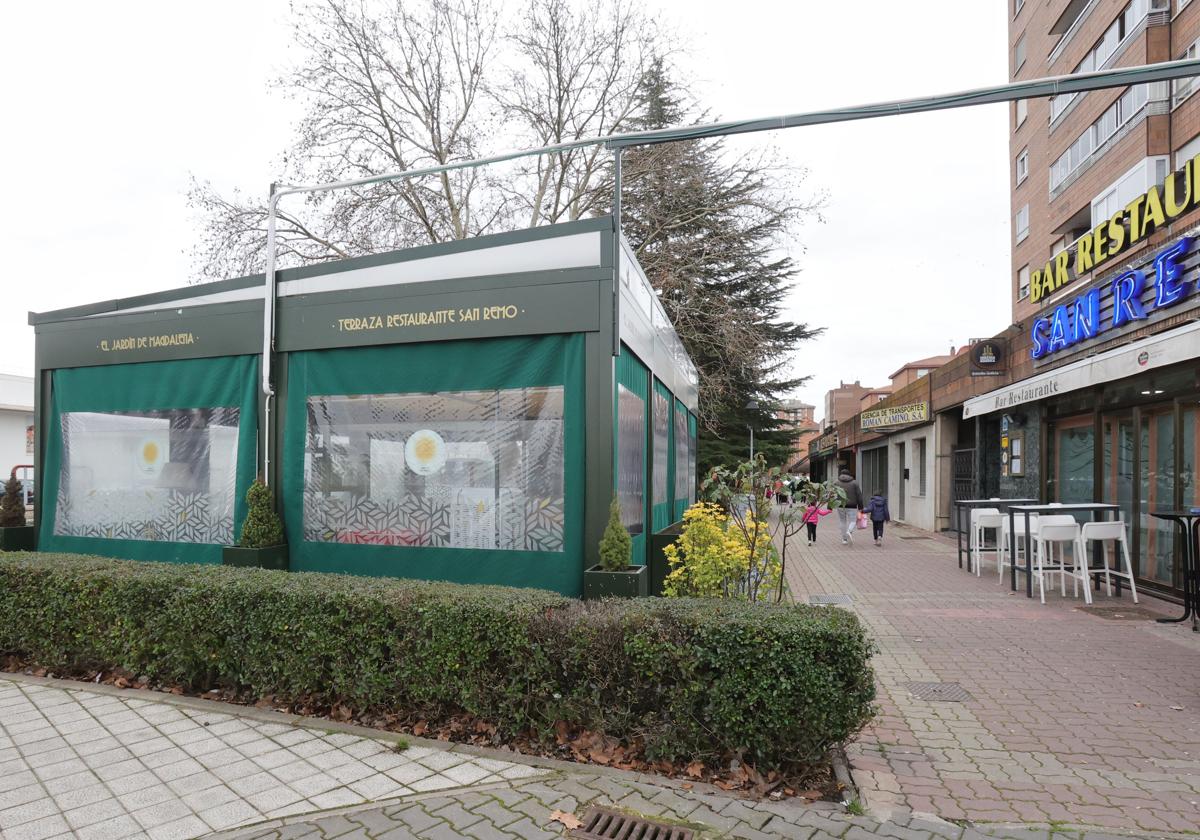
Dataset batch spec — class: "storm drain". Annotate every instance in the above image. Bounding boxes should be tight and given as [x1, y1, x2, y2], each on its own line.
[809, 594, 853, 605]
[571, 807, 694, 840]
[905, 681, 972, 702]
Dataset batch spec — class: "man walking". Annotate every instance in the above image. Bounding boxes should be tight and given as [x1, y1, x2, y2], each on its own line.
[836, 468, 863, 545]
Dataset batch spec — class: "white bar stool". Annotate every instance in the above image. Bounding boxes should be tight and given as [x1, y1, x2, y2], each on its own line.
[970, 508, 1004, 577]
[1035, 514, 1091, 605]
[1078, 520, 1138, 602]
[999, 513, 1039, 579]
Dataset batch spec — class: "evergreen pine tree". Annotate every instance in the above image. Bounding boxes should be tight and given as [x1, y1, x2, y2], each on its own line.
[0, 475, 26, 528]
[598, 497, 632, 571]
[618, 59, 821, 472]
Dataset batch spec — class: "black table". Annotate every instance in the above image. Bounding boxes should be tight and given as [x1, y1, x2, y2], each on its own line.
[1008, 503, 1121, 598]
[1149, 510, 1200, 632]
[953, 498, 1037, 573]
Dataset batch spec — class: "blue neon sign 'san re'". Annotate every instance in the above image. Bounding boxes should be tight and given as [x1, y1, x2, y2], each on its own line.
[1031, 236, 1194, 359]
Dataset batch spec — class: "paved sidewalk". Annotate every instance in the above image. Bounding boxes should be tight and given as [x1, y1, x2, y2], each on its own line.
[0, 677, 543, 839]
[782, 518, 1200, 837]
[2, 671, 1196, 839]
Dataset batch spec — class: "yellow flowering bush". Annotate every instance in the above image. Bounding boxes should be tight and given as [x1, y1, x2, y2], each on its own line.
[663, 502, 781, 600]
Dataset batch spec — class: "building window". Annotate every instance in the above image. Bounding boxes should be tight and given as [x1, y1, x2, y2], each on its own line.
[917, 438, 928, 496]
[1016, 148, 1029, 184]
[1180, 0, 1193, 12]
[55, 407, 242, 544]
[1091, 156, 1169, 227]
[1015, 204, 1030, 243]
[1175, 41, 1199, 106]
[303, 386, 566, 552]
[1018, 265, 1030, 300]
[1177, 133, 1200, 168]
[616, 384, 645, 535]
[652, 388, 669, 507]
[674, 404, 688, 503]
[1014, 34, 1027, 71]
[1051, 3, 1159, 124]
[1050, 83, 1159, 192]
[1015, 98, 1028, 127]
[1015, 0, 1025, 14]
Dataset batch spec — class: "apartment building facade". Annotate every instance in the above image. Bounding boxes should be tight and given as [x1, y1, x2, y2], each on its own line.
[961, 0, 1200, 600]
[1010, 0, 1200, 321]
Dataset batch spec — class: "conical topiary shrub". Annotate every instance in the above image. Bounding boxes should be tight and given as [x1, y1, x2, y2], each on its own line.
[0, 475, 26, 528]
[238, 479, 284, 548]
[598, 497, 632, 571]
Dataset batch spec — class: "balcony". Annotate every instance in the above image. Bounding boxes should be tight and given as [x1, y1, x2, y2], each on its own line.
[1048, 83, 1169, 202]
[1049, 8, 1162, 132]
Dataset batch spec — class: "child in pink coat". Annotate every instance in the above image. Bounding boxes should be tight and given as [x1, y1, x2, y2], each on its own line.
[802, 502, 832, 546]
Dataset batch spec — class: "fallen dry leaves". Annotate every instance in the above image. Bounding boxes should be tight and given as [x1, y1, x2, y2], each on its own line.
[549, 810, 583, 830]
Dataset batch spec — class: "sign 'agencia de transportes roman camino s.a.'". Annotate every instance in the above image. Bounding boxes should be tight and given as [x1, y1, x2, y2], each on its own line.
[1029, 152, 1200, 360]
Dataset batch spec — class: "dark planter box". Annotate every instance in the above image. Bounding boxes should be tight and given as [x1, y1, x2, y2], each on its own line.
[0, 526, 35, 552]
[583, 563, 648, 599]
[648, 521, 684, 597]
[222, 544, 288, 571]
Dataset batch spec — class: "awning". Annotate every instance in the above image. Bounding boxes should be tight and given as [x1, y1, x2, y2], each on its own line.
[961, 321, 1200, 419]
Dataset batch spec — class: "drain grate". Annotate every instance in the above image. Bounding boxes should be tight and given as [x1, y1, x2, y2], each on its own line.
[571, 807, 694, 840]
[905, 681, 972, 702]
[809, 593, 853, 605]
[899, 535, 932, 540]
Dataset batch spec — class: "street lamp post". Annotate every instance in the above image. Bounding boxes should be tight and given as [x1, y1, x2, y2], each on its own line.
[745, 399, 759, 464]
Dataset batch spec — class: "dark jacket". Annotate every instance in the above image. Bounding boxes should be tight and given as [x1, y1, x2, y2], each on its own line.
[836, 472, 862, 508]
[865, 494, 890, 523]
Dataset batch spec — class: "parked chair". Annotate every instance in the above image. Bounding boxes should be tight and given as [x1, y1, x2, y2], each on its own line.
[999, 513, 1039, 580]
[1078, 520, 1138, 603]
[1034, 514, 1090, 605]
[970, 508, 1004, 577]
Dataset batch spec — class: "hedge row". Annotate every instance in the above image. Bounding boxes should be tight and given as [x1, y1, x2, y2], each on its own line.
[0, 553, 875, 771]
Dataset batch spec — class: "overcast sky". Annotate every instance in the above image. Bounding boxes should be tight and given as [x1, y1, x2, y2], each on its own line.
[0, 0, 1010, 420]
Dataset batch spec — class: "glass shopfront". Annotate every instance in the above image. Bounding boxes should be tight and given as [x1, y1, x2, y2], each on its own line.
[1044, 362, 1200, 598]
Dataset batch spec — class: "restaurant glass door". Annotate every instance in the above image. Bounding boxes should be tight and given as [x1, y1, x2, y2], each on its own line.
[1047, 414, 1095, 503]
[1184, 405, 1199, 514]
[1138, 405, 1177, 588]
[1102, 411, 1135, 556]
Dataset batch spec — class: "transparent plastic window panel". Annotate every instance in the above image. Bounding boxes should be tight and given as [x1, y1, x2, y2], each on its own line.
[674, 407, 688, 502]
[55, 408, 240, 543]
[653, 390, 669, 505]
[303, 387, 565, 552]
[616, 385, 645, 535]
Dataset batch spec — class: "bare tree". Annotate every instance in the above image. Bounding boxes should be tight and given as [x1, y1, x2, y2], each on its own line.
[189, 0, 666, 282]
[190, 0, 504, 281]
[498, 0, 660, 227]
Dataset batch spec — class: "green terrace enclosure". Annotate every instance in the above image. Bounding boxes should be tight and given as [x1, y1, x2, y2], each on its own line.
[27, 218, 699, 597]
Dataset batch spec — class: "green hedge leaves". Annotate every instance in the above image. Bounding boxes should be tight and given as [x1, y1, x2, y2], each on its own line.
[0, 553, 874, 771]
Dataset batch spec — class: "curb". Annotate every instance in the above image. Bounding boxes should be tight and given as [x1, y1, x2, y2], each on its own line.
[828, 746, 857, 809]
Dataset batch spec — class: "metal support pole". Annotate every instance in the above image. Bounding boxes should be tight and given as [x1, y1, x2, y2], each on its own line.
[261, 183, 279, 487]
[612, 147, 622, 357]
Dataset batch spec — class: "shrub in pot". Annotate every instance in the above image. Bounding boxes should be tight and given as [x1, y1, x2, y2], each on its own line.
[0, 474, 34, 551]
[222, 479, 287, 570]
[584, 497, 646, 599]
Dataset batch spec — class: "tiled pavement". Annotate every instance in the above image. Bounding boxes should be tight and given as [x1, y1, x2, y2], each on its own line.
[0, 677, 543, 840]
[782, 518, 1200, 837]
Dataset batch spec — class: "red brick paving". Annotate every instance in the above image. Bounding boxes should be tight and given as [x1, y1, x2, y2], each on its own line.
[782, 519, 1200, 835]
